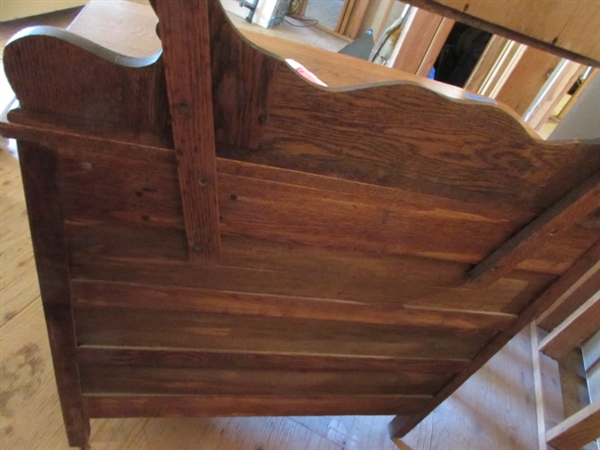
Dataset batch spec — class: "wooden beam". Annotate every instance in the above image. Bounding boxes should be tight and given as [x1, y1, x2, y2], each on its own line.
[156, 0, 221, 262]
[17, 142, 90, 447]
[468, 172, 600, 286]
[546, 400, 600, 450]
[539, 291, 600, 361]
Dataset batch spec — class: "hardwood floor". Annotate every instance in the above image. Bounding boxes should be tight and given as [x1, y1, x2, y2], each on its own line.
[0, 3, 541, 449]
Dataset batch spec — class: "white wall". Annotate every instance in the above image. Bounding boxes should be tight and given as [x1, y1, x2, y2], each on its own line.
[549, 72, 600, 141]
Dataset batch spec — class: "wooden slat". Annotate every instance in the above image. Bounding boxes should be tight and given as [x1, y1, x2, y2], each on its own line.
[388, 233, 600, 438]
[3, 109, 173, 157]
[83, 394, 432, 418]
[539, 291, 600, 361]
[53, 142, 598, 275]
[72, 307, 491, 361]
[79, 365, 449, 396]
[70, 281, 515, 332]
[156, 0, 221, 261]
[537, 241, 600, 330]
[546, 400, 600, 450]
[17, 142, 90, 447]
[469, 172, 600, 286]
[75, 346, 468, 373]
[66, 230, 555, 314]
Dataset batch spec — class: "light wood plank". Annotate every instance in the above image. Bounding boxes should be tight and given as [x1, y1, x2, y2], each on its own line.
[546, 400, 600, 450]
[539, 291, 600, 361]
[537, 241, 600, 330]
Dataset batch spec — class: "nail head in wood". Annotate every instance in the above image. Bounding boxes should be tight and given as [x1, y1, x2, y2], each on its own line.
[178, 103, 190, 115]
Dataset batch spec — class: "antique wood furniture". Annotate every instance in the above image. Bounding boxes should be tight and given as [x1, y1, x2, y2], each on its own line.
[0, 0, 599, 448]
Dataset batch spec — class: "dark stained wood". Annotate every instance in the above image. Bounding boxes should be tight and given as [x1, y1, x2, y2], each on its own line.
[4, 0, 600, 446]
[83, 394, 432, 418]
[2, 109, 174, 159]
[207, 0, 278, 149]
[49, 142, 597, 275]
[223, 67, 600, 211]
[72, 306, 492, 360]
[17, 142, 90, 448]
[156, 0, 221, 262]
[70, 281, 516, 332]
[469, 172, 600, 285]
[75, 346, 468, 373]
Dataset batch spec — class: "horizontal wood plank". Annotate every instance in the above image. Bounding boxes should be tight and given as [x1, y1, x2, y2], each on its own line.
[389, 230, 600, 438]
[539, 291, 600, 361]
[224, 68, 600, 211]
[75, 346, 468, 373]
[469, 172, 600, 285]
[83, 394, 432, 418]
[79, 364, 450, 396]
[70, 281, 515, 333]
[67, 245, 553, 314]
[72, 307, 491, 360]
[546, 400, 600, 450]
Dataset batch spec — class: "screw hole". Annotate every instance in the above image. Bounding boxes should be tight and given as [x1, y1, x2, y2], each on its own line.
[230, 194, 238, 201]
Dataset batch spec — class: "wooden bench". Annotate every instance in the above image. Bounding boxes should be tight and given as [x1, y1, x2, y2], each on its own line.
[1, 1, 598, 448]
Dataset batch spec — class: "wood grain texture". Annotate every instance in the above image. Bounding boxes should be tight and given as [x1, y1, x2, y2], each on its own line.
[69, 280, 515, 332]
[156, 0, 221, 261]
[79, 365, 450, 396]
[225, 67, 600, 212]
[389, 234, 600, 438]
[400, 0, 600, 66]
[546, 400, 600, 450]
[16, 142, 90, 447]
[3, 26, 169, 134]
[539, 291, 600, 361]
[537, 241, 600, 331]
[83, 394, 432, 418]
[392, 8, 444, 74]
[469, 171, 600, 285]
[75, 346, 468, 374]
[72, 306, 492, 360]
[4, 0, 600, 445]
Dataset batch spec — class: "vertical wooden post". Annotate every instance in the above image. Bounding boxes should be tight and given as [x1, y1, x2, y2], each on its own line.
[156, 0, 221, 262]
[18, 142, 90, 448]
